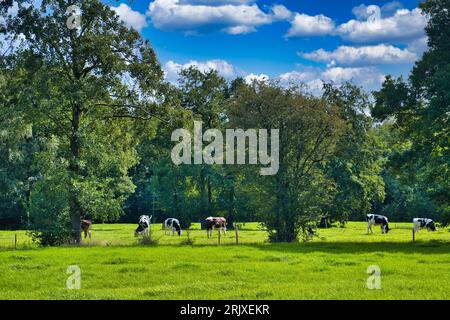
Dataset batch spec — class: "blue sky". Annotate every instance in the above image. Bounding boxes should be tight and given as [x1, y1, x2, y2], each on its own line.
[104, 0, 427, 92]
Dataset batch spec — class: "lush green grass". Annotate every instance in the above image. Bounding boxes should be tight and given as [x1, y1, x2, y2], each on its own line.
[0, 222, 449, 299]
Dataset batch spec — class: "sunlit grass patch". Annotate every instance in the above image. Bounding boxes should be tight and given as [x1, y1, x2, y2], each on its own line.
[0, 222, 449, 299]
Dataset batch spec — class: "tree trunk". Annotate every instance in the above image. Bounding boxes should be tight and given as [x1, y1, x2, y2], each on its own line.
[207, 176, 212, 212]
[199, 167, 207, 214]
[228, 181, 235, 221]
[69, 104, 82, 244]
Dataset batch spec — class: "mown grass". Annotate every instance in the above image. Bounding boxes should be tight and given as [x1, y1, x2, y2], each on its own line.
[0, 222, 449, 299]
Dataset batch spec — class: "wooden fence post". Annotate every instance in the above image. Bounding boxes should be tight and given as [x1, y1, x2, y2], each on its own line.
[14, 234, 17, 250]
[234, 223, 239, 245]
[218, 228, 221, 245]
[412, 228, 415, 243]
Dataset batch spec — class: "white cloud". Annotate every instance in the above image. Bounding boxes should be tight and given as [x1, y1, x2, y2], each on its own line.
[112, 3, 148, 32]
[147, 0, 290, 35]
[276, 66, 385, 94]
[286, 13, 335, 37]
[337, 6, 427, 43]
[285, 4, 427, 47]
[164, 59, 238, 82]
[352, 2, 404, 20]
[164, 58, 385, 94]
[300, 44, 417, 67]
[407, 36, 428, 56]
[224, 25, 256, 35]
[180, 0, 255, 4]
[271, 5, 293, 21]
[244, 73, 269, 84]
[321, 66, 384, 86]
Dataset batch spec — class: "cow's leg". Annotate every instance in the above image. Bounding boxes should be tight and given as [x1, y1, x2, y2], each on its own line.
[367, 223, 371, 234]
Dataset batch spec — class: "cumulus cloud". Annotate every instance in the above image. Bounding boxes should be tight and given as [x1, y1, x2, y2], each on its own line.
[112, 3, 148, 32]
[286, 4, 427, 47]
[164, 58, 385, 94]
[164, 59, 238, 82]
[276, 66, 385, 94]
[321, 66, 384, 85]
[271, 5, 294, 21]
[286, 13, 335, 37]
[300, 44, 417, 67]
[146, 0, 290, 35]
[352, 2, 404, 20]
[244, 73, 269, 84]
[179, 0, 255, 4]
[407, 36, 428, 56]
[337, 6, 427, 43]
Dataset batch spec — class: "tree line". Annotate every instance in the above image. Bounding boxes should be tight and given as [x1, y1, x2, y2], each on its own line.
[0, 0, 448, 244]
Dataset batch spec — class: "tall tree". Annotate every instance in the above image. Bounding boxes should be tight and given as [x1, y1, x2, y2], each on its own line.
[228, 81, 344, 242]
[372, 0, 450, 224]
[1, 0, 168, 243]
[178, 67, 228, 216]
[322, 83, 385, 226]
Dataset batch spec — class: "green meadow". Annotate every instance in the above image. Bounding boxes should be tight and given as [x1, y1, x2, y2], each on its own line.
[0, 222, 449, 300]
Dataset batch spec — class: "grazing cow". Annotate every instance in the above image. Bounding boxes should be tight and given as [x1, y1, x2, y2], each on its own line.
[202, 217, 227, 238]
[81, 219, 92, 240]
[367, 214, 390, 234]
[135, 215, 152, 237]
[164, 218, 182, 236]
[413, 218, 436, 232]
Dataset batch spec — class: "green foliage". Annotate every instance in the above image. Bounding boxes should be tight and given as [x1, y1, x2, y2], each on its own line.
[1, 0, 448, 246]
[27, 173, 73, 246]
[228, 81, 345, 242]
[1, 0, 167, 243]
[323, 83, 385, 224]
[372, 0, 450, 224]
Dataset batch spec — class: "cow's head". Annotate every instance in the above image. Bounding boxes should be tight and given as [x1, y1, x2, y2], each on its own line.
[134, 225, 144, 237]
[173, 222, 182, 236]
[427, 221, 436, 232]
[383, 223, 390, 234]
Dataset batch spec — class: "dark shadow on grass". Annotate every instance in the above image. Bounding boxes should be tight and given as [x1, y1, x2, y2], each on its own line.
[250, 240, 450, 255]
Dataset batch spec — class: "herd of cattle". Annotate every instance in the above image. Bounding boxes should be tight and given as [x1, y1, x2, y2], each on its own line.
[79, 214, 437, 241]
[133, 215, 227, 238]
[366, 214, 436, 234]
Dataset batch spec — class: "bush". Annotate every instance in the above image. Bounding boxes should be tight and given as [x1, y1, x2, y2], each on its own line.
[28, 176, 73, 246]
[180, 231, 195, 246]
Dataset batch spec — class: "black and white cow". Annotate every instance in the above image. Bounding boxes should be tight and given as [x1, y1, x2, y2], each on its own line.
[135, 215, 152, 237]
[367, 214, 390, 234]
[413, 218, 436, 232]
[163, 218, 182, 236]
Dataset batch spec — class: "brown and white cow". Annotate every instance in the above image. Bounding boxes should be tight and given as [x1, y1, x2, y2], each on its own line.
[81, 219, 92, 240]
[201, 217, 227, 238]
